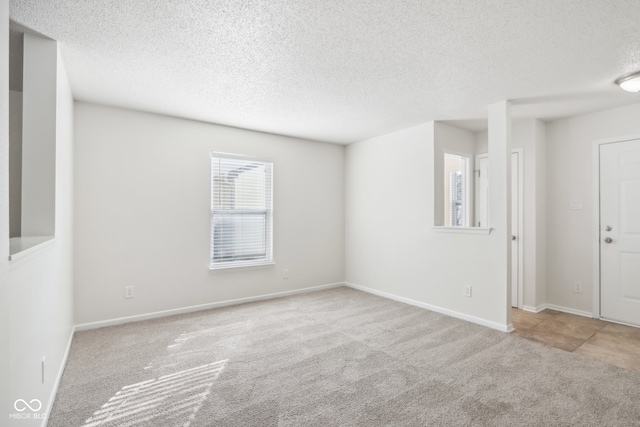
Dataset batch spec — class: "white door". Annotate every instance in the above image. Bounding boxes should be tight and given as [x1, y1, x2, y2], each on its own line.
[600, 139, 640, 326]
[511, 151, 520, 308]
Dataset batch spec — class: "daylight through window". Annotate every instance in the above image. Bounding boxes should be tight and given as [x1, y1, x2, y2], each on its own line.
[443, 153, 468, 227]
[210, 153, 273, 269]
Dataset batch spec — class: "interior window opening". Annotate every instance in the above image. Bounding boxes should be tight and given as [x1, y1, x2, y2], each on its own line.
[444, 153, 469, 227]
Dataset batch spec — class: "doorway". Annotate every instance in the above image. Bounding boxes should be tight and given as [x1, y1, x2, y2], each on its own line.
[596, 137, 640, 326]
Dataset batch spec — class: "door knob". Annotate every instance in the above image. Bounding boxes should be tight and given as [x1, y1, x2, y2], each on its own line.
[604, 225, 612, 231]
[604, 237, 613, 243]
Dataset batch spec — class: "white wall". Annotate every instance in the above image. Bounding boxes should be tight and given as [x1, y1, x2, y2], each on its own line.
[545, 102, 640, 313]
[9, 90, 22, 237]
[487, 102, 512, 322]
[534, 120, 546, 309]
[512, 119, 546, 311]
[74, 103, 345, 325]
[1, 0, 11, 418]
[507, 120, 544, 310]
[7, 45, 74, 426]
[475, 130, 488, 154]
[21, 34, 57, 237]
[474, 119, 547, 310]
[345, 113, 511, 331]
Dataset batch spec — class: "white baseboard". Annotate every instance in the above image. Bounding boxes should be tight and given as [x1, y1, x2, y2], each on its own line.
[345, 282, 511, 333]
[541, 303, 594, 318]
[75, 282, 345, 331]
[522, 305, 545, 313]
[522, 303, 594, 318]
[41, 324, 75, 427]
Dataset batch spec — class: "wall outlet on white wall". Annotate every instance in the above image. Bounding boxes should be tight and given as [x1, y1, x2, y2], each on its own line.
[569, 198, 582, 210]
[283, 269, 289, 279]
[464, 285, 472, 297]
[125, 286, 135, 298]
[573, 282, 583, 293]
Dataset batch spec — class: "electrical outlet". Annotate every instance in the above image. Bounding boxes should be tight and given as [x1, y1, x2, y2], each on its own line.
[464, 285, 472, 297]
[573, 282, 583, 293]
[125, 286, 135, 299]
[283, 269, 289, 279]
[569, 198, 582, 210]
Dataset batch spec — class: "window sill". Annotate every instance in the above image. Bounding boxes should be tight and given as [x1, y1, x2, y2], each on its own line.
[209, 261, 275, 271]
[432, 226, 492, 235]
[9, 236, 56, 261]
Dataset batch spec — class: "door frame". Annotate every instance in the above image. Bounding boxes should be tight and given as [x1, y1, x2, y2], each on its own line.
[512, 148, 524, 309]
[591, 133, 640, 319]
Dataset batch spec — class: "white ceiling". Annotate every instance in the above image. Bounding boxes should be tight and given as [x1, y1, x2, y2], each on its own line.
[9, 0, 640, 143]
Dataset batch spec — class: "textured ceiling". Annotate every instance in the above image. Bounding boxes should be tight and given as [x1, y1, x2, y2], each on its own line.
[9, 0, 640, 143]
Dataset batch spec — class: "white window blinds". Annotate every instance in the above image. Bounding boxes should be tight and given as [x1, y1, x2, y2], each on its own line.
[210, 153, 273, 269]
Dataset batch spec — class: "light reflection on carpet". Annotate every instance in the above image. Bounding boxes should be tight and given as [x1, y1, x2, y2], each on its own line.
[83, 360, 227, 427]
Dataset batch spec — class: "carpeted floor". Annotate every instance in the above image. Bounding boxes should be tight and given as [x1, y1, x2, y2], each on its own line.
[49, 287, 640, 426]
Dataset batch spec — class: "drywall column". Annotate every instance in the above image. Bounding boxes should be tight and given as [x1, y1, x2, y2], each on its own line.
[534, 120, 546, 308]
[21, 34, 57, 236]
[488, 101, 512, 325]
[1, 0, 11, 419]
[7, 45, 74, 427]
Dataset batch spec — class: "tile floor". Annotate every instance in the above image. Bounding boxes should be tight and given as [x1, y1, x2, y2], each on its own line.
[511, 308, 640, 371]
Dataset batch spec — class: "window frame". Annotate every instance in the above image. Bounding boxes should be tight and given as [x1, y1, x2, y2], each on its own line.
[443, 151, 471, 228]
[210, 152, 274, 270]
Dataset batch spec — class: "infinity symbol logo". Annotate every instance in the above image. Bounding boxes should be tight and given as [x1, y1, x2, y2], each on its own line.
[14, 399, 42, 412]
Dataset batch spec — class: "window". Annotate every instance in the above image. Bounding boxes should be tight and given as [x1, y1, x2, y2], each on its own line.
[210, 153, 273, 269]
[449, 170, 463, 226]
[443, 153, 469, 227]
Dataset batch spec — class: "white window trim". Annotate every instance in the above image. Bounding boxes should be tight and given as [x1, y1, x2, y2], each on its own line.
[443, 150, 472, 227]
[209, 152, 273, 270]
[432, 226, 491, 235]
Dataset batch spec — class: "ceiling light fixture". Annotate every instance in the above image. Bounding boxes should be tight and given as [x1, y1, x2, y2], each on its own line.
[615, 71, 640, 92]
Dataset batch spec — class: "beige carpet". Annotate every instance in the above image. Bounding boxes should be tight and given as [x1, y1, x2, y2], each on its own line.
[48, 287, 640, 426]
